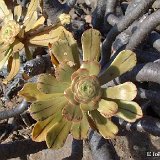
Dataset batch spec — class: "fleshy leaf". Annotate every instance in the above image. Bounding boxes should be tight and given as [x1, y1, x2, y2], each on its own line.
[14, 5, 22, 22]
[115, 100, 143, 122]
[29, 26, 64, 46]
[0, 0, 10, 20]
[3, 52, 20, 84]
[24, 11, 38, 32]
[64, 87, 78, 105]
[99, 50, 136, 85]
[30, 96, 67, 121]
[32, 112, 62, 142]
[82, 29, 101, 61]
[31, 16, 45, 30]
[71, 112, 89, 139]
[80, 102, 98, 112]
[71, 68, 89, 81]
[46, 118, 71, 149]
[97, 99, 118, 118]
[23, 0, 39, 25]
[81, 61, 101, 76]
[51, 39, 76, 64]
[62, 102, 83, 122]
[102, 82, 137, 101]
[90, 110, 118, 139]
[37, 74, 70, 94]
[19, 83, 63, 102]
[0, 47, 12, 70]
[55, 61, 77, 82]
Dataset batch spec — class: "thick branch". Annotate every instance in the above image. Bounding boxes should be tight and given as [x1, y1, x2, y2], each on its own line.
[147, 31, 160, 52]
[101, 0, 156, 66]
[137, 88, 160, 104]
[114, 116, 160, 137]
[126, 9, 160, 50]
[0, 139, 47, 160]
[0, 100, 28, 121]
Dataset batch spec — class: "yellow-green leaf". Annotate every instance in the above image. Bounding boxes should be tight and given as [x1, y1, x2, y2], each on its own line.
[0, 0, 10, 20]
[51, 39, 76, 64]
[99, 50, 136, 85]
[23, 0, 39, 24]
[19, 83, 63, 102]
[0, 47, 12, 70]
[31, 16, 45, 30]
[29, 26, 64, 46]
[46, 118, 71, 149]
[14, 5, 22, 22]
[37, 74, 70, 94]
[102, 82, 137, 101]
[24, 11, 38, 32]
[55, 61, 77, 82]
[90, 110, 118, 139]
[71, 112, 89, 140]
[62, 102, 83, 122]
[32, 112, 62, 142]
[3, 52, 20, 84]
[81, 61, 101, 76]
[82, 29, 101, 61]
[30, 96, 67, 121]
[97, 99, 118, 118]
[115, 100, 143, 122]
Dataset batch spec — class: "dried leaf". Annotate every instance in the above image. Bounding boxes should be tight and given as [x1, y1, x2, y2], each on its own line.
[3, 52, 20, 84]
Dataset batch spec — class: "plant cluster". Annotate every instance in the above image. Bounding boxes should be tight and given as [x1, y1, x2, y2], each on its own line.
[0, 0, 70, 83]
[19, 28, 143, 149]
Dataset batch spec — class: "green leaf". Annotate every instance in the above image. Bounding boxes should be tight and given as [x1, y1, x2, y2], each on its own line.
[81, 61, 101, 76]
[102, 82, 137, 101]
[82, 29, 101, 61]
[97, 99, 118, 118]
[46, 118, 71, 149]
[14, 5, 22, 22]
[115, 100, 143, 122]
[80, 101, 98, 112]
[19, 83, 63, 102]
[24, 11, 37, 32]
[64, 87, 78, 105]
[29, 26, 64, 46]
[37, 74, 70, 94]
[71, 112, 89, 139]
[0, 0, 10, 20]
[90, 110, 118, 139]
[3, 52, 20, 84]
[55, 61, 77, 82]
[99, 50, 136, 85]
[0, 47, 12, 70]
[30, 96, 67, 121]
[23, 0, 39, 25]
[32, 112, 62, 142]
[62, 102, 83, 122]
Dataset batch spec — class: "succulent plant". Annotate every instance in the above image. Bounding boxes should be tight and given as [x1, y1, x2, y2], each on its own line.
[0, 0, 71, 83]
[19, 28, 143, 149]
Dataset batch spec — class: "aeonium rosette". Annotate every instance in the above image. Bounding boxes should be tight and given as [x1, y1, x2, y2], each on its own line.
[19, 28, 143, 149]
